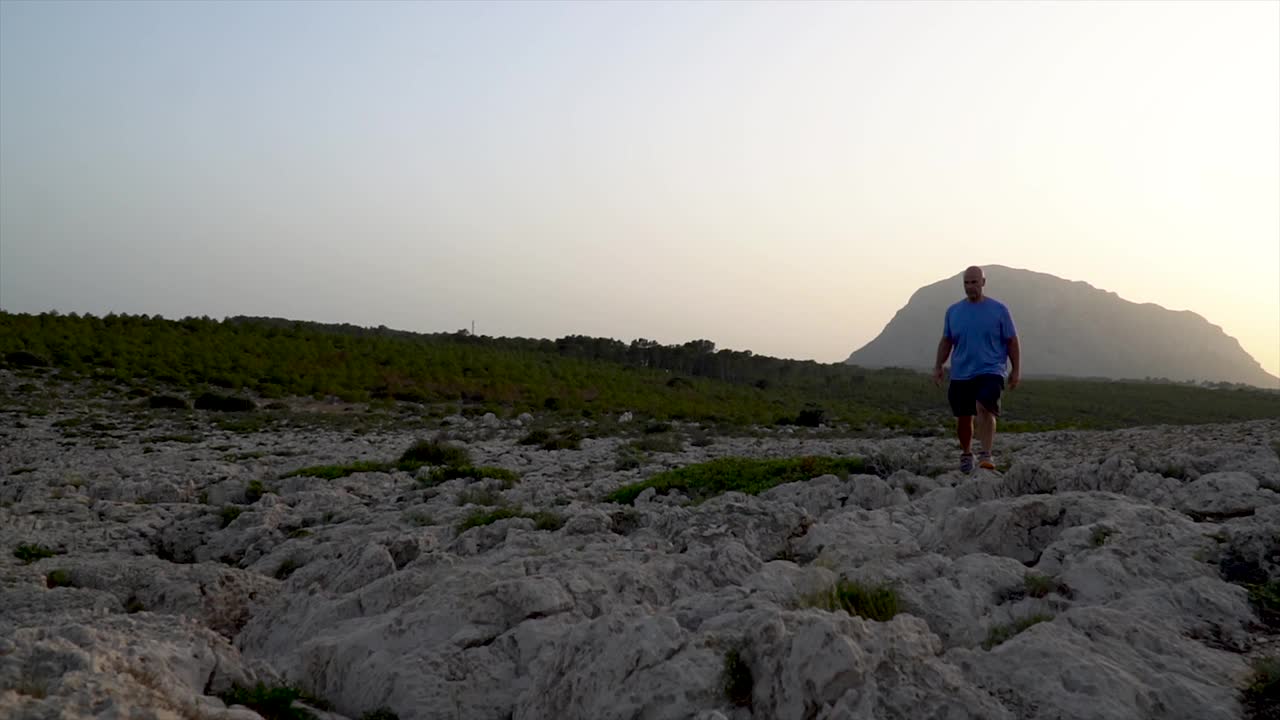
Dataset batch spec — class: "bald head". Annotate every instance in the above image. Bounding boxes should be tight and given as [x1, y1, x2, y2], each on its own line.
[963, 266, 986, 301]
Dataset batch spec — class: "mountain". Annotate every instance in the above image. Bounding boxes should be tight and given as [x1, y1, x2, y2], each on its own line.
[845, 266, 1279, 388]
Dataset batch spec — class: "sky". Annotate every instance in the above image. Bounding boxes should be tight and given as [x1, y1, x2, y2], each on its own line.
[2, 0, 1277, 378]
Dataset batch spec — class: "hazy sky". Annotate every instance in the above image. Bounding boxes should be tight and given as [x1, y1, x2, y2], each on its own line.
[2, 0, 1277, 377]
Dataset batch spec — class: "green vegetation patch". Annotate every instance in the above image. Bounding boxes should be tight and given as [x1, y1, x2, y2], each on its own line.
[518, 428, 582, 450]
[722, 648, 753, 707]
[423, 465, 519, 487]
[13, 543, 60, 564]
[456, 507, 564, 534]
[3, 311, 1280, 431]
[606, 455, 867, 505]
[1246, 580, 1280, 628]
[983, 614, 1054, 650]
[399, 438, 470, 467]
[801, 579, 900, 622]
[218, 682, 331, 720]
[219, 506, 244, 528]
[1244, 657, 1278, 720]
[283, 439, 472, 480]
[45, 569, 73, 588]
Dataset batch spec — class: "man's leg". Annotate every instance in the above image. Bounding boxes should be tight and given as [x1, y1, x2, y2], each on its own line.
[975, 375, 1004, 469]
[957, 416, 974, 454]
[976, 403, 996, 454]
[949, 379, 977, 473]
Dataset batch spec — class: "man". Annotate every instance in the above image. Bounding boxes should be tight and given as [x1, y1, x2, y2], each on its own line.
[932, 266, 1021, 473]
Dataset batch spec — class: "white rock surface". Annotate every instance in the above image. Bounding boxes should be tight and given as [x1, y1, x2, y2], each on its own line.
[1, 372, 1277, 719]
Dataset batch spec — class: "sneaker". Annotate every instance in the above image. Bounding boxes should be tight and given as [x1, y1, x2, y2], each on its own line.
[959, 453, 975, 473]
[978, 452, 996, 471]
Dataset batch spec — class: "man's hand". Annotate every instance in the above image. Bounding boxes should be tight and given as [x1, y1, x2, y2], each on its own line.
[932, 366, 945, 387]
[1008, 369, 1020, 390]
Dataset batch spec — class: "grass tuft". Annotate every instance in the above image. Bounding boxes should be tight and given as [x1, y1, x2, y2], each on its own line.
[801, 579, 900, 622]
[13, 543, 60, 564]
[983, 614, 1054, 650]
[218, 682, 330, 720]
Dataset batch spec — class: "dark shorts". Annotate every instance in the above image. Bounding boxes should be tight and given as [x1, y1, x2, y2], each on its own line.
[948, 374, 1004, 417]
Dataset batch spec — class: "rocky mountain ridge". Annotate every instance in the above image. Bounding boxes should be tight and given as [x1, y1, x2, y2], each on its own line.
[846, 266, 1279, 388]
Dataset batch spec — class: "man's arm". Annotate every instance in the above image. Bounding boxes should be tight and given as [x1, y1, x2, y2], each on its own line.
[1007, 335, 1021, 389]
[932, 336, 953, 386]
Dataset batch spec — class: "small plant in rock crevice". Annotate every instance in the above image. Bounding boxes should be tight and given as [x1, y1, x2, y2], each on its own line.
[217, 682, 331, 720]
[275, 557, 301, 580]
[456, 487, 503, 507]
[1090, 526, 1115, 547]
[983, 613, 1054, 650]
[455, 507, 565, 534]
[46, 569, 73, 588]
[1024, 574, 1055, 599]
[1242, 656, 1278, 720]
[219, 506, 243, 528]
[245, 479, 266, 503]
[800, 579, 900, 622]
[722, 647, 753, 708]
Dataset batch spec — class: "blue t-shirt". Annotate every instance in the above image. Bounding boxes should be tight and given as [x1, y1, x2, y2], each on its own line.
[943, 297, 1017, 381]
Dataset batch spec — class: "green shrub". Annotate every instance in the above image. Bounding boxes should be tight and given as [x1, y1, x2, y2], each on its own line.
[722, 648, 753, 707]
[219, 506, 244, 528]
[517, 429, 551, 446]
[403, 511, 433, 527]
[606, 455, 868, 505]
[245, 479, 266, 503]
[218, 682, 330, 720]
[195, 392, 256, 412]
[531, 511, 566, 531]
[983, 614, 1054, 650]
[148, 395, 188, 409]
[399, 439, 470, 468]
[614, 448, 645, 471]
[5, 350, 49, 367]
[457, 507, 523, 532]
[518, 427, 581, 450]
[794, 406, 825, 427]
[275, 557, 301, 580]
[1246, 580, 1280, 628]
[456, 507, 564, 534]
[1024, 574, 1055, 599]
[46, 569, 73, 588]
[1243, 657, 1278, 719]
[1090, 526, 1114, 547]
[629, 433, 683, 454]
[456, 487, 503, 507]
[13, 543, 59, 564]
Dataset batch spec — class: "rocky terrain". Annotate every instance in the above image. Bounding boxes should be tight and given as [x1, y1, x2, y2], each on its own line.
[1, 369, 1278, 719]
